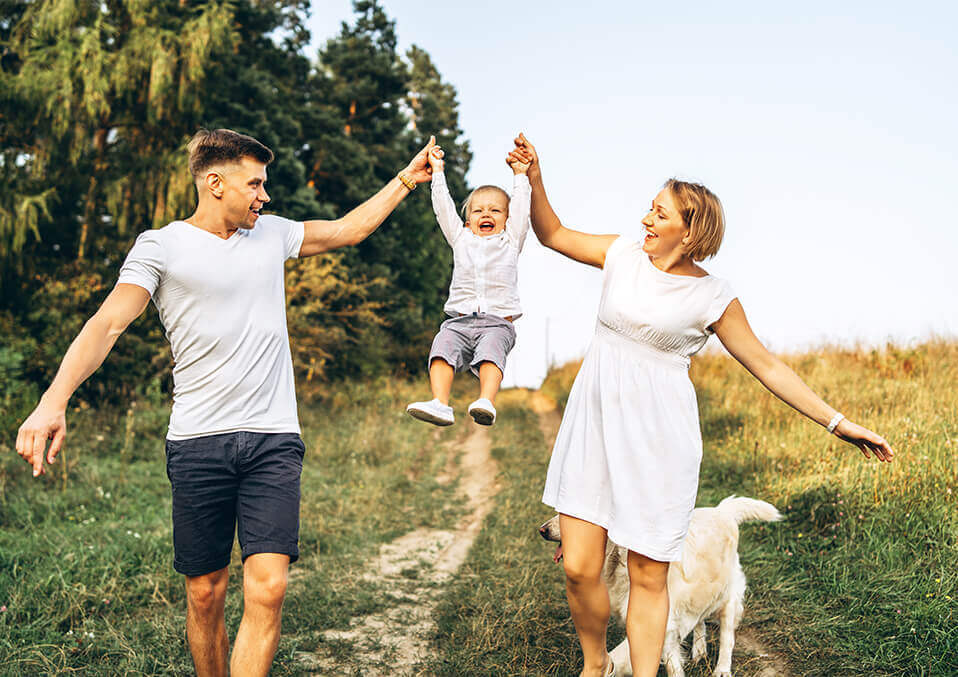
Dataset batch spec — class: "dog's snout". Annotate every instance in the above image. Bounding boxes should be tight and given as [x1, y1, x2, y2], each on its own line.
[538, 515, 560, 542]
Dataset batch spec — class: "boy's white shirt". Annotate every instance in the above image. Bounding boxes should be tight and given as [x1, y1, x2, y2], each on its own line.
[431, 170, 531, 319]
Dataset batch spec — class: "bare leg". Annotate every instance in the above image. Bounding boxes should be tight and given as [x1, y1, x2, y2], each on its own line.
[477, 361, 503, 403]
[429, 358, 455, 404]
[185, 567, 230, 677]
[625, 550, 670, 677]
[560, 514, 612, 677]
[230, 553, 290, 677]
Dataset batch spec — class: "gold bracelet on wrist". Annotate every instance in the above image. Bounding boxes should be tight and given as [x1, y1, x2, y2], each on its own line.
[397, 172, 416, 191]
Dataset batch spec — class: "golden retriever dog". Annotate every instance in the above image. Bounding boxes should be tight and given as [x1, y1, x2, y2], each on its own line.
[538, 496, 781, 676]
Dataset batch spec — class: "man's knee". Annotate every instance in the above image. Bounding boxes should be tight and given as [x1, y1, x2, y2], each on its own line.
[244, 557, 289, 609]
[186, 569, 229, 616]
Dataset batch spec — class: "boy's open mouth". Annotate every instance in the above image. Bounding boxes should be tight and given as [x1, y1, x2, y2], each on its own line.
[478, 220, 495, 233]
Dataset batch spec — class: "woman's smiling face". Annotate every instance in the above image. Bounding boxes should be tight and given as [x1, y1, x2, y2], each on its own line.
[641, 188, 689, 256]
[466, 188, 509, 236]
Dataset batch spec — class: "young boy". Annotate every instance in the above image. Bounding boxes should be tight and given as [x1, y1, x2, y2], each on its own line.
[406, 145, 531, 426]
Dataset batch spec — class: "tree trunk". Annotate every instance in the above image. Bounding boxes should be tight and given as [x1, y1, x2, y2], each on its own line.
[77, 127, 108, 261]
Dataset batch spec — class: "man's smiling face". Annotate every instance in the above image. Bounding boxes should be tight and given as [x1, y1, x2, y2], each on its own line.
[217, 156, 271, 229]
[465, 188, 509, 237]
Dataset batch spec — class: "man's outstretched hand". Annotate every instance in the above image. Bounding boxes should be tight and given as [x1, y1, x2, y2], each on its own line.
[16, 401, 66, 477]
[402, 135, 438, 185]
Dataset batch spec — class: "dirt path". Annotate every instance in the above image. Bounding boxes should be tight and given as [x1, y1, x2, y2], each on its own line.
[299, 422, 499, 675]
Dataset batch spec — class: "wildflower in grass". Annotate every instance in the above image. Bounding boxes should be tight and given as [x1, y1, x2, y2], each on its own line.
[0, 605, 6, 612]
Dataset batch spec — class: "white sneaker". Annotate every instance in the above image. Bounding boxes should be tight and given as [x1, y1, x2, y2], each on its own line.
[468, 398, 496, 426]
[406, 398, 455, 426]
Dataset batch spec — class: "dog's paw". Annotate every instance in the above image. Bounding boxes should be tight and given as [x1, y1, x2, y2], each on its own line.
[713, 670, 732, 677]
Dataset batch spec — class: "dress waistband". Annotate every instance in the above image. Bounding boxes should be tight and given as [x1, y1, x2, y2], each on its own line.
[594, 322, 690, 369]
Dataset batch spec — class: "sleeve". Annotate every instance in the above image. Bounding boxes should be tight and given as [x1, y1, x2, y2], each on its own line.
[602, 235, 633, 272]
[116, 231, 165, 296]
[269, 214, 306, 260]
[505, 174, 532, 250]
[702, 278, 738, 334]
[430, 171, 463, 246]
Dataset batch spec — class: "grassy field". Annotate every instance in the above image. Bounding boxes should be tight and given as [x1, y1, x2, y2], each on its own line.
[0, 379, 466, 675]
[526, 340, 957, 676]
[0, 341, 955, 675]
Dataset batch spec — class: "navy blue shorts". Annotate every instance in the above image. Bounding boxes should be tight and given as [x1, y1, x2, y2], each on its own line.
[165, 431, 305, 577]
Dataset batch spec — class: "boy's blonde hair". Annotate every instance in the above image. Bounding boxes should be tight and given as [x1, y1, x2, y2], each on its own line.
[460, 185, 511, 221]
[665, 178, 725, 261]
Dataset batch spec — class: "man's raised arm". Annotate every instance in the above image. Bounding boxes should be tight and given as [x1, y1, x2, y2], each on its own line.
[299, 136, 438, 257]
[15, 283, 151, 477]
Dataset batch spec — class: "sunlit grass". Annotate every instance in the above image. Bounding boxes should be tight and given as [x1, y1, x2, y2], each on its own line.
[0, 377, 463, 675]
[537, 339, 958, 675]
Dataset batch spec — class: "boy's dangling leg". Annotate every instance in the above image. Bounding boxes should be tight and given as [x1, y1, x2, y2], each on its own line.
[469, 361, 502, 426]
[406, 358, 456, 426]
[429, 357, 455, 405]
[476, 361, 503, 403]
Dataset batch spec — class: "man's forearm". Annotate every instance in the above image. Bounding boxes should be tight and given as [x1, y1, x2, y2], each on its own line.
[42, 315, 124, 409]
[335, 176, 412, 246]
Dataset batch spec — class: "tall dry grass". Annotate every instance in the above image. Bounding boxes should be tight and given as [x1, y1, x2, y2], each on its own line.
[536, 339, 957, 675]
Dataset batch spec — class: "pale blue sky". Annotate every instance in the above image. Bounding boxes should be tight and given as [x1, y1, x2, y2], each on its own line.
[307, 1, 958, 387]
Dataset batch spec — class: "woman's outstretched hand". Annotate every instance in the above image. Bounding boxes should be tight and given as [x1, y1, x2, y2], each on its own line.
[507, 132, 538, 179]
[833, 419, 895, 462]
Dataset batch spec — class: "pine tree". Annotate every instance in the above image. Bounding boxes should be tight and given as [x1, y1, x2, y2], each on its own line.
[302, 0, 472, 374]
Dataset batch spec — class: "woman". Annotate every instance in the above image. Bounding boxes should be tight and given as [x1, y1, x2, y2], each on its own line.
[506, 134, 894, 677]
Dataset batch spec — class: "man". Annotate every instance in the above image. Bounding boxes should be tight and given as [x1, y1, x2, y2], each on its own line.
[15, 128, 436, 676]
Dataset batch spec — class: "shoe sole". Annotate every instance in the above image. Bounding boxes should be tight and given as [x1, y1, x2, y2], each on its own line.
[469, 408, 495, 426]
[406, 406, 454, 427]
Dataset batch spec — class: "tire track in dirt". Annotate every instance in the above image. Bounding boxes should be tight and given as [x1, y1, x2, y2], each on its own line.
[298, 422, 499, 676]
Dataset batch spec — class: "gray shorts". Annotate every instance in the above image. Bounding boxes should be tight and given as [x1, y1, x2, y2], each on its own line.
[429, 313, 517, 377]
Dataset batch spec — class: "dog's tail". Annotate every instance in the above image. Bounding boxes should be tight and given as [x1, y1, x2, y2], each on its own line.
[717, 495, 782, 525]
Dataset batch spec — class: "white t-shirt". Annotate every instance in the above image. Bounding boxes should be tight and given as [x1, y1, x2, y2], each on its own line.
[117, 215, 305, 440]
[430, 171, 531, 319]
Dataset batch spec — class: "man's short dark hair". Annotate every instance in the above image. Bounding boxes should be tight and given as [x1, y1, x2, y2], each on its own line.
[187, 128, 274, 177]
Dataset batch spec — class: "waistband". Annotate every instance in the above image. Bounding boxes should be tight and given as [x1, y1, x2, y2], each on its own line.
[594, 322, 690, 369]
[449, 311, 516, 322]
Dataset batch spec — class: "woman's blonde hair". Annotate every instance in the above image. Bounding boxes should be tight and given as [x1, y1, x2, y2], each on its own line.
[665, 178, 725, 261]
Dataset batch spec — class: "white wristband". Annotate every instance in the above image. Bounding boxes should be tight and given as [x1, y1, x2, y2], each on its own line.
[827, 413, 845, 434]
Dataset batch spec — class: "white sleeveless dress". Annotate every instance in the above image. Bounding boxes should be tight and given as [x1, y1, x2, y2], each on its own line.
[542, 236, 737, 561]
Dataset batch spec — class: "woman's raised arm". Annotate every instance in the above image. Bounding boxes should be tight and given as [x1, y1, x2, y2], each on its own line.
[509, 134, 617, 269]
[712, 299, 894, 462]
